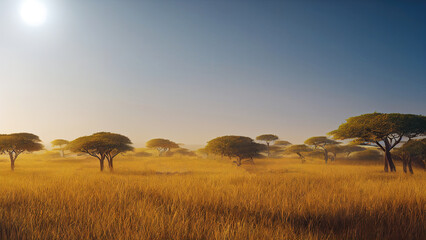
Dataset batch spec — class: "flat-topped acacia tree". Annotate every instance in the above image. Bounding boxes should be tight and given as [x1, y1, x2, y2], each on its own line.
[274, 140, 291, 147]
[206, 135, 266, 166]
[283, 144, 312, 163]
[256, 134, 278, 157]
[146, 138, 179, 156]
[0, 133, 44, 170]
[329, 113, 426, 172]
[304, 136, 340, 164]
[67, 132, 133, 171]
[326, 144, 365, 160]
[51, 139, 69, 157]
[325, 145, 343, 160]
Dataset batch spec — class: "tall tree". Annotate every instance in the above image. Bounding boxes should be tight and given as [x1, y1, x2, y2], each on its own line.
[51, 139, 69, 157]
[283, 144, 312, 163]
[0, 133, 44, 170]
[67, 132, 133, 171]
[329, 113, 426, 172]
[206, 136, 266, 166]
[95, 132, 133, 171]
[256, 134, 279, 157]
[304, 136, 339, 164]
[146, 138, 179, 156]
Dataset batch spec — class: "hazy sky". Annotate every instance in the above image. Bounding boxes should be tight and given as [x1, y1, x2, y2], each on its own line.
[0, 0, 425, 147]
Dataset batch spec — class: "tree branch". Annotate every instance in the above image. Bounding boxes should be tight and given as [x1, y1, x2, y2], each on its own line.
[375, 141, 385, 151]
[390, 135, 403, 149]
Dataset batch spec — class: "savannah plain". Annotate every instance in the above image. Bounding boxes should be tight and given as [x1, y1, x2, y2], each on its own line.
[0, 152, 424, 240]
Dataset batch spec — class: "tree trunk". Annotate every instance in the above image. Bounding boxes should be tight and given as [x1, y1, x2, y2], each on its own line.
[9, 153, 15, 171]
[408, 156, 413, 174]
[384, 154, 389, 172]
[385, 150, 396, 172]
[403, 157, 407, 173]
[267, 142, 270, 158]
[297, 153, 305, 163]
[99, 159, 105, 171]
[60, 149, 65, 158]
[324, 149, 328, 164]
[10, 158, 15, 171]
[108, 160, 114, 172]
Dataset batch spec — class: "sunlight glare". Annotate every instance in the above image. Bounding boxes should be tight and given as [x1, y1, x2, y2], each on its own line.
[20, 0, 47, 26]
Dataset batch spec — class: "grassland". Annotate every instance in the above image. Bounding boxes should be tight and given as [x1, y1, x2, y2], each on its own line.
[0, 153, 424, 240]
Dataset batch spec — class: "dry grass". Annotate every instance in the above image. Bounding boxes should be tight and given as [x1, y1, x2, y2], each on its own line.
[0, 154, 424, 240]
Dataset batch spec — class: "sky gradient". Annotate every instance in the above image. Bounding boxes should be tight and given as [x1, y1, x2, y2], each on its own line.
[0, 0, 425, 148]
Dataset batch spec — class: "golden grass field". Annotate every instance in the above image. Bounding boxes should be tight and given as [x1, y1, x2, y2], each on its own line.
[0, 153, 424, 240]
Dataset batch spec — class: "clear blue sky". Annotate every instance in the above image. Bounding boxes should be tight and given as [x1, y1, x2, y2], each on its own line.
[0, 0, 425, 147]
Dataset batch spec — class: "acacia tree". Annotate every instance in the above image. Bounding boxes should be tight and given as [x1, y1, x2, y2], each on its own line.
[326, 145, 343, 161]
[206, 136, 266, 166]
[304, 136, 339, 164]
[326, 144, 364, 160]
[256, 134, 279, 157]
[329, 113, 426, 172]
[146, 138, 179, 156]
[393, 139, 426, 174]
[0, 133, 44, 170]
[274, 140, 291, 147]
[67, 132, 133, 171]
[96, 133, 133, 170]
[268, 140, 291, 157]
[283, 144, 312, 163]
[51, 139, 69, 157]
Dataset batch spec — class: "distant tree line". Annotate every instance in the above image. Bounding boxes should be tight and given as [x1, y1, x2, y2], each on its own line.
[0, 112, 424, 173]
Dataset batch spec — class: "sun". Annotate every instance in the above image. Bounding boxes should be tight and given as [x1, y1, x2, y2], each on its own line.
[20, 0, 47, 26]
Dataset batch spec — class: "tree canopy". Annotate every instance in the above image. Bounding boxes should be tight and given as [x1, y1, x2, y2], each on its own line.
[206, 136, 266, 166]
[0, 133, 44, 170]
[274, 140, 291, 146]
[283, 144, 312, 163]
[256, 134, 279, 142]
[256, 134, 279, 157]
[146, 138, 179, 156]
[51, 139, 69, 147]
[304, 136, 339, 163]
[51, 139, 69, 157]
[329, 113, 426, 172]
[67, 132, 133, 171]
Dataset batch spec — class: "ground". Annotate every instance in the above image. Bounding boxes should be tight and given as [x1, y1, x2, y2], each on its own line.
[0, 153, 424, 240]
